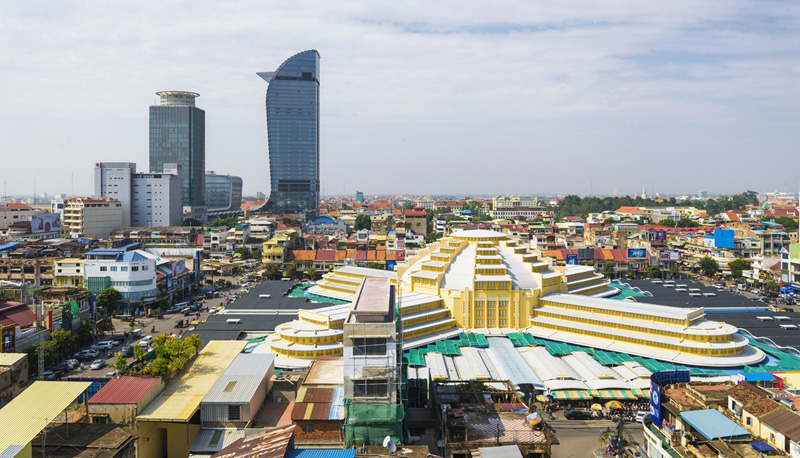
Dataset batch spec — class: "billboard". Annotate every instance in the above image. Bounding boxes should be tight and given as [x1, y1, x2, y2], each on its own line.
[31, 214, 61, 234]
[659, 250, 679, 261]
[649, 230, 667, 242]
[650, 378, 662, 427]
[166, 274, 173, 303]
[566, 254, 578, 265]
[194, 250, 201, 281]
[714, 229, 735, 249]
[627, 248, 647, 259]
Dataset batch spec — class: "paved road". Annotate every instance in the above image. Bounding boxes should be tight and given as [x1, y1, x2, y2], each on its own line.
[549, 416, 645, 458]
[62, 280, 248, 378]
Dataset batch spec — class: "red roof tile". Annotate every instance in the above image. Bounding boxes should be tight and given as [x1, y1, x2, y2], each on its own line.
[290, 250, 316, 261]
[89, 375, 161, 404]
[315, 250, 336, 261]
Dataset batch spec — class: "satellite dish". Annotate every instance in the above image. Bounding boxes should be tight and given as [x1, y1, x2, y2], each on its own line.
[383, 436, 396, 453]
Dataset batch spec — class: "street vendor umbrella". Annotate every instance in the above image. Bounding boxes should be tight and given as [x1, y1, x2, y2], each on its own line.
[536, 395, 551, 402]
[605, 400, 623, 410]
[591, 403, 604, 410]
[526, 412, 542, 425]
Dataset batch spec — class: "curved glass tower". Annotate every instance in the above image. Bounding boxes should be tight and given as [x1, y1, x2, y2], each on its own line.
[258, 50, 320, 217]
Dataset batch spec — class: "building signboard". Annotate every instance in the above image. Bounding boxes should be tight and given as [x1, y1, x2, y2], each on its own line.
[31, 214, 61, 234]
[659, 250, 679, 261]
[627, 248, 647, 259]
[650, 378, 662, 428]
[566, 254, 578, 265]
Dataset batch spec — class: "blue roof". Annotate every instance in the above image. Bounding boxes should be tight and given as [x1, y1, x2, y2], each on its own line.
[680, 409, 750, 440]
[750, 441, 775, 452]
[284, 450, 355, 458]
[741, 373, 776, 382]
[120, 251, 148, 262]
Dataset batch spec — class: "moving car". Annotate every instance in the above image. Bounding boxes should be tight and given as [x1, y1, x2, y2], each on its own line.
[40, 371, 57, 380]
[119, 346, 134, 358]
[139, 335, 154, 347]
[51, 362, 68, 376]
[93, 341, 114, 351]
[634, 411, 650, 422]
[89, 359, 106, 370]
[64, 359, 79, 370]
[564, 410, 592, 420]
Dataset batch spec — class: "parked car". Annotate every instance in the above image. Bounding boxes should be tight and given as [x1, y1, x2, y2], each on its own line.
[119, 346, 134, 358]
[564, 410, 592, 420]
[64, 359, 79, 370]
[40, 371, 57, 380]
[93, 341, 114, 351]
[105, 370, 117, 377]
[182, 308, 193, 316]
[89, 359, 106, 370]
[74, 349, 99, 361]
[634, 411, 650, 423]
[111, 334, 125, 343]
[51, 362, 68, 376]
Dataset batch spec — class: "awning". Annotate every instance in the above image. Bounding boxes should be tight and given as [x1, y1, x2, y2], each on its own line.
[741, 372, 776, 382]
[593, 389, 637, 399]
[551, 390, 591, 400]
[750, 441, 775, 452]
[632, 388, 649, 398]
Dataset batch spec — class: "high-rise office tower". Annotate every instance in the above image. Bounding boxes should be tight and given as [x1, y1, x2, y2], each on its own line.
[258, 50, 320, 217]
[149, 91, 205, 214]
[205, 172, 243, 212]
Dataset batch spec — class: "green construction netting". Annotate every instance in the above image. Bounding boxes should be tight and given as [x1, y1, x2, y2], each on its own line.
[425, 339, 462, 356]
[459, 332, 488, 347]
[247, 336, 268, 344]
[405, 348, 429, 366]
[344, 399, 405, 448]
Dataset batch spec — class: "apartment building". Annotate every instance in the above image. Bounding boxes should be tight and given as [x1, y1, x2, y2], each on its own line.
[62, 198, 123, 238]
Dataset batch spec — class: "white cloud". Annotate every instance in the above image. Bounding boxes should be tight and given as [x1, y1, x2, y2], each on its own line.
[0, 0, 797, 198]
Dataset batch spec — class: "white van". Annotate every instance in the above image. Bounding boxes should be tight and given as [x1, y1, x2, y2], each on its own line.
[635, 411, 650, 422]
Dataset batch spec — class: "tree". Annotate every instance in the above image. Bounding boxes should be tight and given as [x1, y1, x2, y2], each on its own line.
[728, 258, 751, 280]
[236, 246, 252, 259]
[113, 352, 128, 374]
[426, 232, 443, 244]
[774, 216, 799, 232]
[367, 262, 384, 270]
[305, 267, 316, 280]
[699, 256, 719, 277]
[658, 219, 676, 227]
[603, 262, 615, 278]
[284, 263, 301, 280]
[354, 215, 371, 231]
[210, 217, 238, 228]
[183, 218, 202, 227]
[95, 317, 114, 335]
[646, 266, 661, 278]
[281, 216, 302, 226]
[604, 217, 617, 224]
[675, 217, 699, 228]
[669, 267, 680, 279]
[265, 264, 282, 280]
[251, 248, 263, 262]
[765, 280, 779, 292]
[49, 330, 75, 360]
[96, 287, 122, 311]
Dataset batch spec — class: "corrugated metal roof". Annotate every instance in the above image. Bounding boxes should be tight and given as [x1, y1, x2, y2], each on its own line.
[137, 340, 246, 422]
[190, 428, 246, 453]
[211, 424, 294, 458]
[0, 381, 91, 453]
[202, 354, 274, 405]
[89, 375, 161, 404]
[0, 353, 26, 366]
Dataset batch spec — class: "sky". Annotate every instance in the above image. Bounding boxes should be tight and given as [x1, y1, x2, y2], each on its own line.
[1, 1, 798, 199]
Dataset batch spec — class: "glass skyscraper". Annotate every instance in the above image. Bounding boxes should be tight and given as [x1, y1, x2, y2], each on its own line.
[149, 91, 205, 209]
[258, 50, 320, 217]
[205, 172, 243, 212]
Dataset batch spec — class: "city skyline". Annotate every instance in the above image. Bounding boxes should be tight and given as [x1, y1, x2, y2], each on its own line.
[1, 2, 798, 197]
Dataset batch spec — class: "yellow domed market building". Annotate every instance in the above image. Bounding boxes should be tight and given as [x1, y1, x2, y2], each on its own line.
[256, 229, 764, 369]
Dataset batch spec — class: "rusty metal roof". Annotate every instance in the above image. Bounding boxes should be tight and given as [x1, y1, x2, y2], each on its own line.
[89, 376, 161, 405]
[211, 424, 294, 458]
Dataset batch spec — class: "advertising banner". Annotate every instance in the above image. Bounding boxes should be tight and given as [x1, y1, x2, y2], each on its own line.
[2, 327, 16, 353]
[650, 378, 662, 428]
[31, 214, 61, 234]
[194, 250, 201, 281]
[627, 248, 647, 259]
[566, 254, 578, 265]
[167, 274, 173, 304]
[659, 250, 679, 261]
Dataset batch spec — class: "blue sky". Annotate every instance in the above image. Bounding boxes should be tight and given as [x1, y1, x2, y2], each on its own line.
[0, 1, 798, 198]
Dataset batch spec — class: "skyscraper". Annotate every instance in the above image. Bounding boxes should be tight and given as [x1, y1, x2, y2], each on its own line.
[258, 50, 320, 217]
[149, 91, 205, 214]
[205, 172, 243, 212]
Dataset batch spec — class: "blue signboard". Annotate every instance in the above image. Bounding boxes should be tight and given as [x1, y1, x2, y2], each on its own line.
[166, 274, 173, 303]
[89, 296, 97, 320]
[714, 229, 735, 249]
[566, 254, 578, 265]
[650, 378, 662, 427]
[627, 248, 647, 259]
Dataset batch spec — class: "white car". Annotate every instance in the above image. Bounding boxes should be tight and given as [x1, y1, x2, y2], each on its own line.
[139, 335, 154, 347]
[635, 411, 650, 423]
[89, 359, 106, 370]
